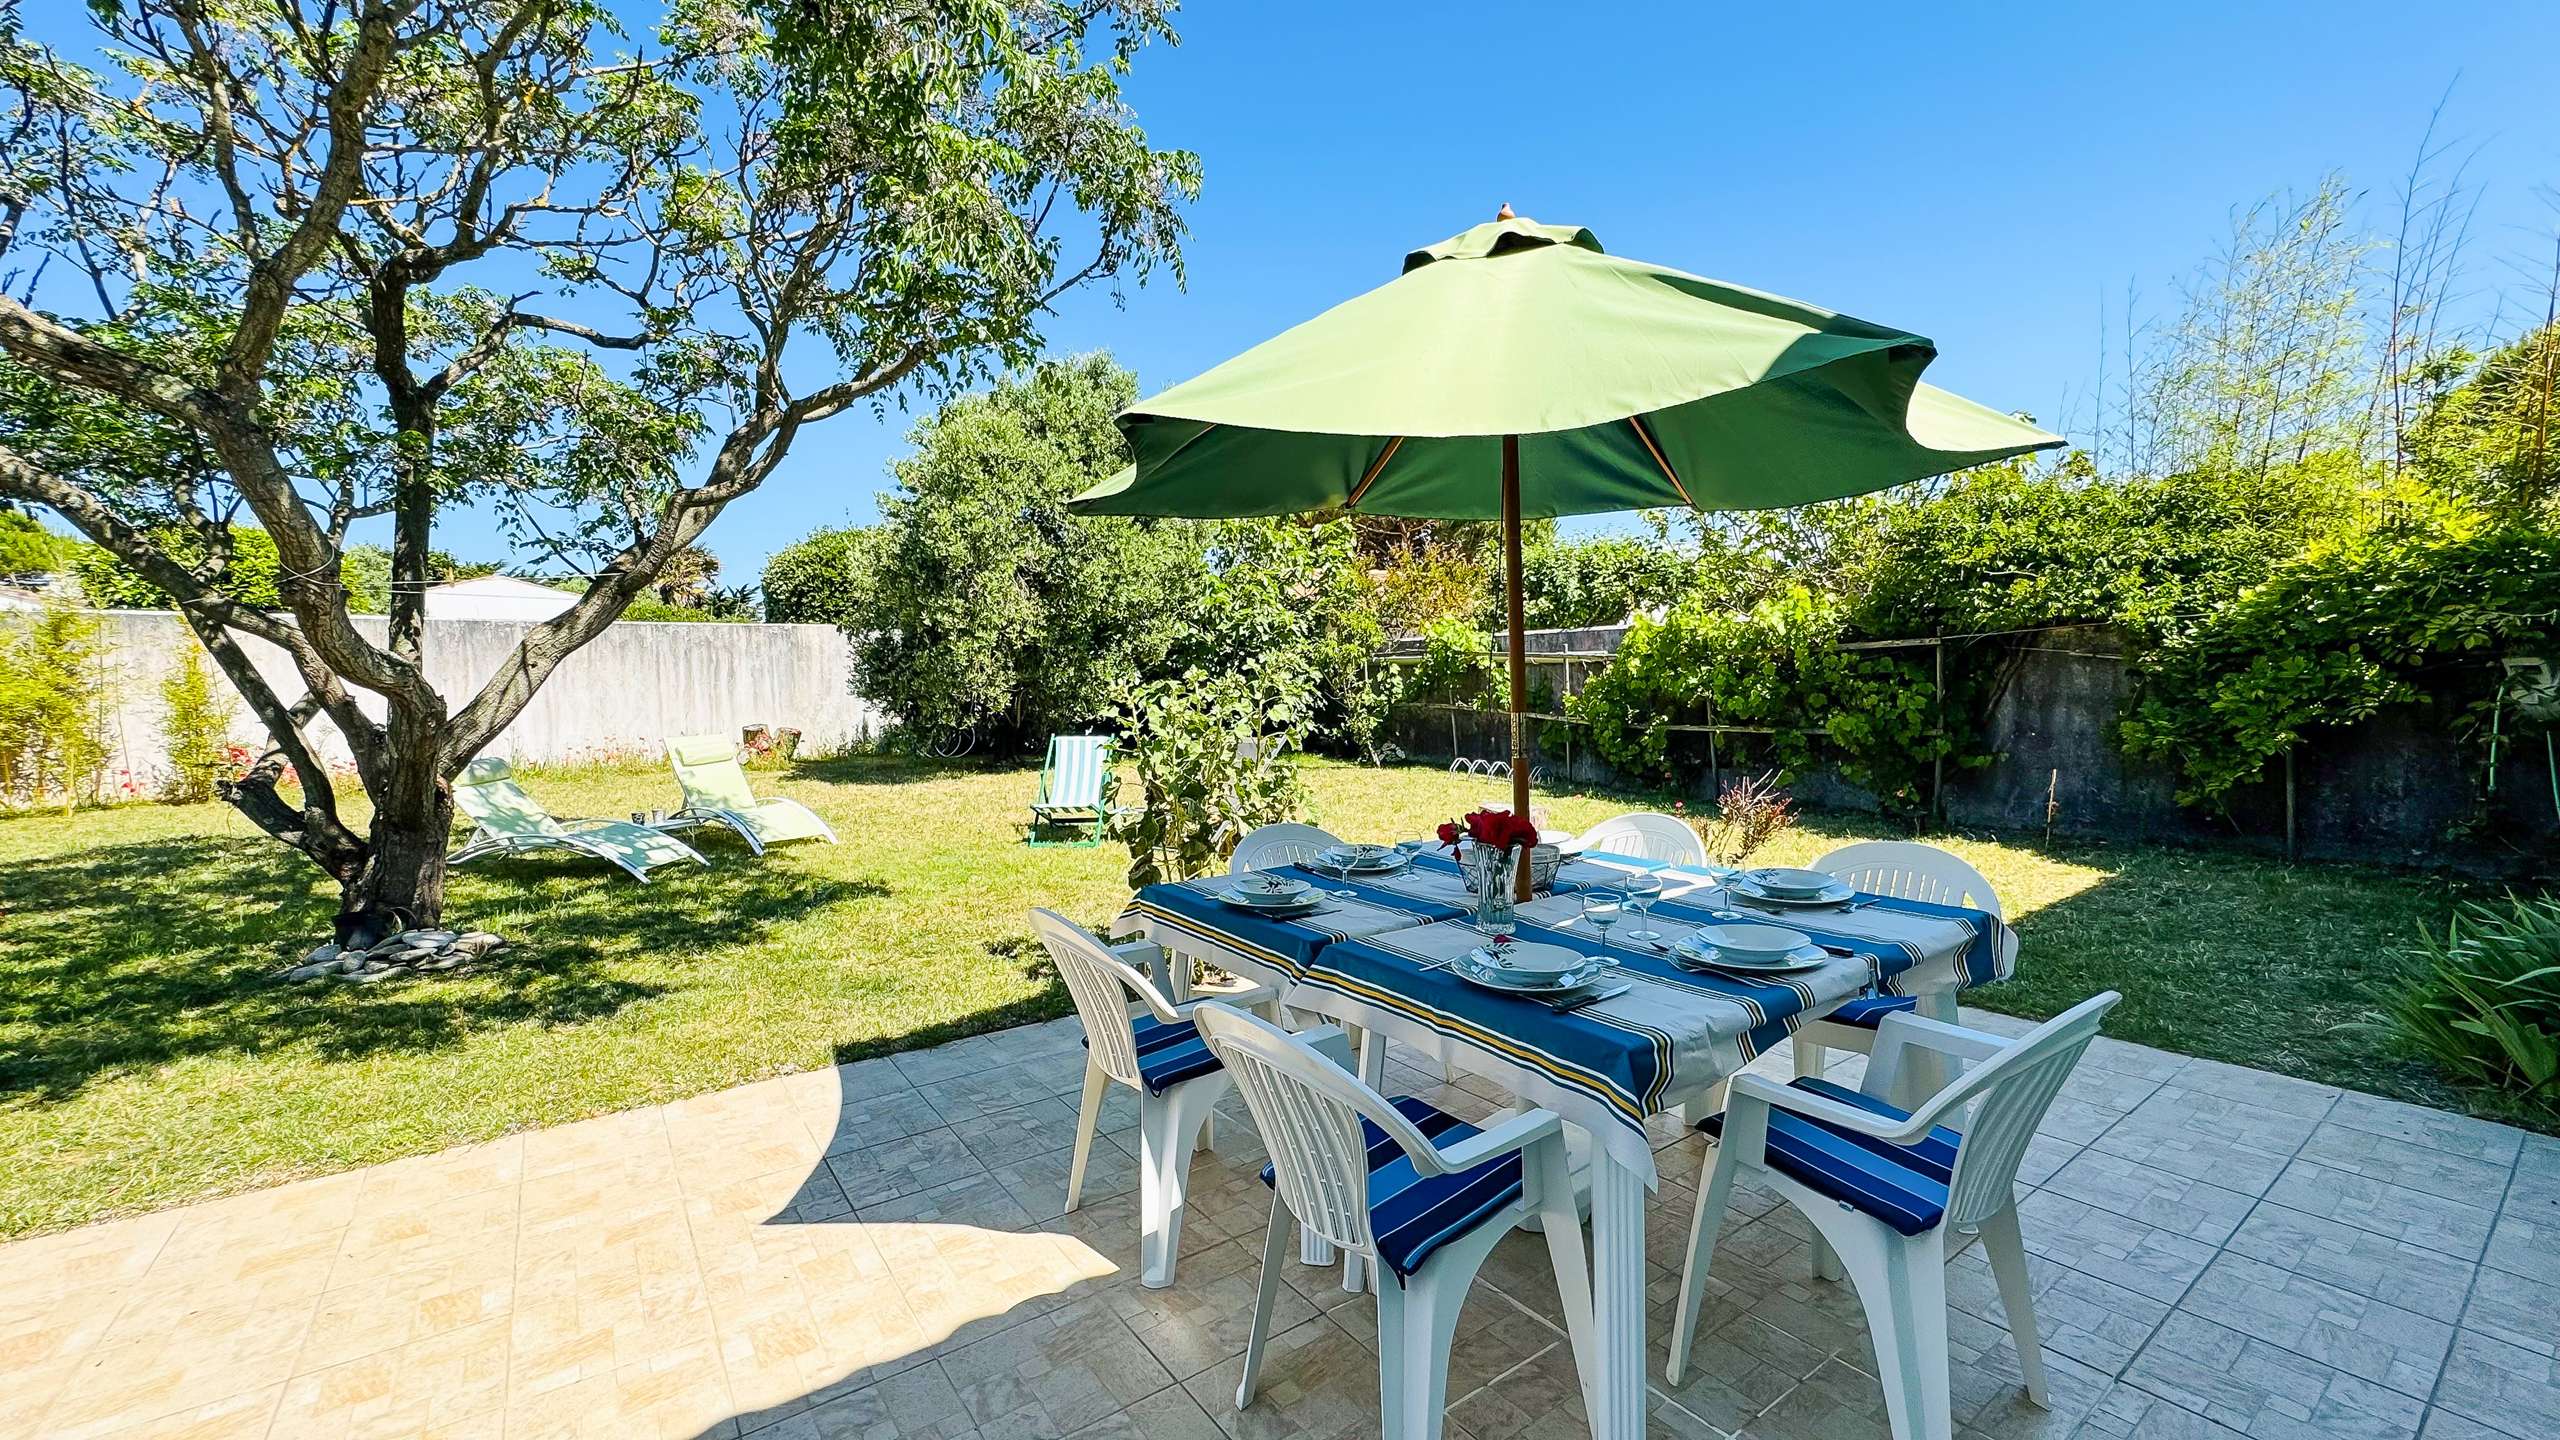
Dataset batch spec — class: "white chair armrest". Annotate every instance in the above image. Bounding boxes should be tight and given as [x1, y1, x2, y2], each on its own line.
[1430, 1108, 1563, 1172]
[1729, 1071, 1938, 1146]
[1864, 1011, 2012, 1108]
[1872, 1011, 2010, 1061]
[1106, 940, 1183, 1022]
[1176, 982, 1279, 1016]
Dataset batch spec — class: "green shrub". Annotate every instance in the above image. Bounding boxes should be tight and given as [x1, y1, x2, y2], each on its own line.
[1401, 616, 1500, 708]
[2120, 511, 2560, 803]
[0, 511, 62, 577]
[0, 603, 115, 811]
[1107, 659, 1314, 887]
[762, 526, 879, 626]
[2382, 895, 2560, 1118]
[1570, 584, 1959, 817]
[614, 596, 751, 622]
[160, 644, 233, 804]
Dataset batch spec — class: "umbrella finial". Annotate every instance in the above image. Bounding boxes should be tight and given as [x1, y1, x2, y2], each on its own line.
[1495, 202, 1515, 220]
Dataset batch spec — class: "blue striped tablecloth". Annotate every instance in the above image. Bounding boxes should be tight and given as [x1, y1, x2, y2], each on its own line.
[1638, 873, 2017, 993]
[1110, 854, 2015, 1183]
[1302, 904, 1958, 1181]
[1112, 864, 1468, 979]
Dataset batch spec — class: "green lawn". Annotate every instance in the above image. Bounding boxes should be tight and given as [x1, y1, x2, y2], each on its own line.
[0, 754, 2494, 1238]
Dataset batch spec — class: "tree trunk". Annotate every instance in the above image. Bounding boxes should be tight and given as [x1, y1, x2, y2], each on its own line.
[342, 737, 453, 938]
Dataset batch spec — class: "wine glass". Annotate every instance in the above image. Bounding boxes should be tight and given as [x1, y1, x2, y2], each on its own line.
[1580, 889, 1625, 945]
[1317, 844, 1358, 899]
[1620, 873, 1665, 942]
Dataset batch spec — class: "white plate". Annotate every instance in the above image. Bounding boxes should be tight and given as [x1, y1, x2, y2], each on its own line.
[1452, 942, 1607, 993]
[1227, 876, 1312, 907]
[1731, 878, 1858, 907]
[1318, 844, 1408, 873]
[1671, 934, 1831, 974]
[1744, 866, 1839, 899]
[1693, 923, 1813, 961]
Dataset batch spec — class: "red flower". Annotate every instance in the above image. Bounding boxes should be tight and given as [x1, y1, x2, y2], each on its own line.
[1442, 808, 1539, 853]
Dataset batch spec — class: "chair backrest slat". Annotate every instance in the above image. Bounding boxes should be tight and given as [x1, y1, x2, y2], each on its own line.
[1230, 822, 1342, 875]
[1029, 908, 1169, 1088]
[1192, 1003, 1454, 1260]
[1814, 841, 2003, 919]
[1915, 992, 2118, 1228]
[1579, 811, 1706, 868]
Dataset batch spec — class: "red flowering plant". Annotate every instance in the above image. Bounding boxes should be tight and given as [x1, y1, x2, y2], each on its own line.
[1436, 807, 1539, 854]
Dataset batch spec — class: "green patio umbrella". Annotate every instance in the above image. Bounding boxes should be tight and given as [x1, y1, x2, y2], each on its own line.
[1072, 209, 2061, 886]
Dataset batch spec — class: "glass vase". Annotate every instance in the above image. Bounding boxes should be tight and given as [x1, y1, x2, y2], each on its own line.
[1470, 844, 1518, 936]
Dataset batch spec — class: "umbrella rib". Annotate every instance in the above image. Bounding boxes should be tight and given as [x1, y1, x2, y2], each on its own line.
[1627, 415, 1696, 509]
[1343, 435, 1406, 510]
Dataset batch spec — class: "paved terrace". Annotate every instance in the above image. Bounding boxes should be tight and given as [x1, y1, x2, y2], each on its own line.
[5, 1009, 2556, 1440]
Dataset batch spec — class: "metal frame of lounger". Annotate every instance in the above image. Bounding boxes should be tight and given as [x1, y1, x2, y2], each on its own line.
[445, 820, 709, 884]
[662, 737, 841, 855]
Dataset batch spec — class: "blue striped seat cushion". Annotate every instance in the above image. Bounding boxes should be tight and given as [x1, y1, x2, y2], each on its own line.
[1700, 1076, 1961, 1236]
[1118, 1015, 1222, 1095]
[1823, 994, 1919, 1029]
[1259, 1095, 1523, 1282]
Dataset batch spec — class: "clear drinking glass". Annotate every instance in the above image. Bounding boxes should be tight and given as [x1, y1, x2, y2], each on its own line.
[1580, 888, 1625, 944]
[1320, 846, 1358, 898]
[1620, 873, 1665, 942]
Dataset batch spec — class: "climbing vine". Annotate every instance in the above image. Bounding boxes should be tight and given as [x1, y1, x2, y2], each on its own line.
[1568, 585, 1968, 818]
[2120, 513, 2560, 804]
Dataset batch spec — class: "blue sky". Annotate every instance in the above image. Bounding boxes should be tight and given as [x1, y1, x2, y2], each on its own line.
[29, 2, 2560, 582]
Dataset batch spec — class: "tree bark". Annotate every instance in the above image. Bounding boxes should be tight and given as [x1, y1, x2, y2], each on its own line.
[348, 731, 454, 932]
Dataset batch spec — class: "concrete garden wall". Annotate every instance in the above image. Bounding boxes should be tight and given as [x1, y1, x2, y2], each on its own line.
[1384, 622, 2559, 874]
[60, 608, 881, 784]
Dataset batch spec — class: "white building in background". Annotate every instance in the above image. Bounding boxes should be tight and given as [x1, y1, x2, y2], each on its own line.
[420, 575, 579, 622]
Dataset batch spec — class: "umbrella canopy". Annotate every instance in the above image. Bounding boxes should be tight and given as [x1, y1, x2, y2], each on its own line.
[1070, 214, 2060, 519]
[1071, 212, 2061, 885]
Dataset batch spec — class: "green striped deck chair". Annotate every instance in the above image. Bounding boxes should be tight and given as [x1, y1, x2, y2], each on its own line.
[664, 733, 838, 854]
[449, 756, 710, 883]
[1028, 734, 1122, 847]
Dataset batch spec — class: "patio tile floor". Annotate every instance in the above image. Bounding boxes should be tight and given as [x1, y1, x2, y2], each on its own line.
[3, 1009, 2552, 1440]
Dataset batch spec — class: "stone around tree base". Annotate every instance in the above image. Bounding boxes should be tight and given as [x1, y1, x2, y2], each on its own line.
[277, 927, 510, 982]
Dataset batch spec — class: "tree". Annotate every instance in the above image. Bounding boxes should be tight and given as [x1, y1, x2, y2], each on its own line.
[846, 353, 1209, 746]
[653, 543, 723, 607]
[0, 507, 58, 575]
[0, 1, 1195, 927]
[762, 525, 880, 626]
[2408, 323, 2560, 520]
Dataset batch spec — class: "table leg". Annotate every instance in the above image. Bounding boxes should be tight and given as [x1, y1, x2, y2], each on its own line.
[1586, 1149, 1647, 1440]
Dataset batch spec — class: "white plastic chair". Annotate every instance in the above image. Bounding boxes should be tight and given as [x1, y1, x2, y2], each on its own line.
[1191, 1002, 1600, 1440]
[1029, 909, 1276, 1288]
[1794, 841, 2008, 1088]
[1229, 821, 1342, 874]
[1669, 993, 2123, 1440]
[1576, 810, 1707, 868]
[1815, 841, 2003, 915]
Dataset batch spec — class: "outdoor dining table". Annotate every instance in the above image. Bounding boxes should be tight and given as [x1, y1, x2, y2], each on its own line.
[1110, 844, 2015, 1440]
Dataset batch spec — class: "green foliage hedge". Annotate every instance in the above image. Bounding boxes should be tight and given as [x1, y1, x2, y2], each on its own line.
[2121, 510, 2560, 802]
[1571, 585, 1959, 817]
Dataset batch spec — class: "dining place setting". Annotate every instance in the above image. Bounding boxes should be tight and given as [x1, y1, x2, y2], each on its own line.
[1080, 806, 2127, 1440]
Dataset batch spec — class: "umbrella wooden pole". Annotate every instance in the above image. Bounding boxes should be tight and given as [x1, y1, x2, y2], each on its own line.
[1501, 433, 1534, 901]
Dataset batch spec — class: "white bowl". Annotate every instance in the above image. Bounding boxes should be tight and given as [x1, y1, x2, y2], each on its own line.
[1694, 923, 1812, 960]
[1745, 866, 1836, 898]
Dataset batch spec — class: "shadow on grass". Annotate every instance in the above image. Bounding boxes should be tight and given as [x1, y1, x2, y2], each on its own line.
[781, 751, 1005, 787]
[0, 832, 877, 1106]
[822, 931, 1067, 1070]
